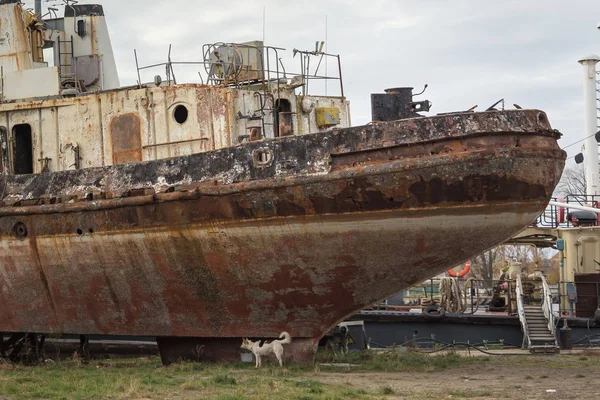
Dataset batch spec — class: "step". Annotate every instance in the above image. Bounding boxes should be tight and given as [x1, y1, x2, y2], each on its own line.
[529, 337, 556, 342]
[529, 332, 555, 337]
[529, 346, 560, 354]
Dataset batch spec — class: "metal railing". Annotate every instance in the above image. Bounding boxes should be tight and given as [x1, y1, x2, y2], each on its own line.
[515, 274, 531, 349]
[133, 42, 345, 98]
[540, 274, 557, 339]
[535, 195, 600, 228]
[377, 277, 528, 315]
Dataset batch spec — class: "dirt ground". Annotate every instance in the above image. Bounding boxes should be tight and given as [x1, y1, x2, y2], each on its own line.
[317, 354, 600, 399]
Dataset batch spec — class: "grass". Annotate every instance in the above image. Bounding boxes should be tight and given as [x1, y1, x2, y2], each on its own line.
[379, 385, 395, 395]
[317, 348, 489, 373]
[0, 357, 375, 400]
[0, 352, 597, 399]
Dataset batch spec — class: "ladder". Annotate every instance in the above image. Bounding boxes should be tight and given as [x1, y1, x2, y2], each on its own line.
[57, 35, 81, 95]
[516, 274, 560, 353]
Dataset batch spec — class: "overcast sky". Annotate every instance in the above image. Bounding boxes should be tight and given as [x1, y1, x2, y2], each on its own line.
[26, 0, 600, 163]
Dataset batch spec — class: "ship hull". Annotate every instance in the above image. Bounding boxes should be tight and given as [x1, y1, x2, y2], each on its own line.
[0, 110, 564, 363]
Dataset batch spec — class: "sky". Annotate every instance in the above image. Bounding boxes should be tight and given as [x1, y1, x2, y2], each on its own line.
[24, 0, 600, 163]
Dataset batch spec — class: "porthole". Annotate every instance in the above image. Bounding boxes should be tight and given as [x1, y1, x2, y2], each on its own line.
[13, 222, 28, 238]
[252, 148, 274, 167]
[173, 105, 189, 124]
[76, 228, 84, 236]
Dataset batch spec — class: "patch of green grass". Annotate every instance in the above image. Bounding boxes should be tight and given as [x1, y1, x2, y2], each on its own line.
[217, 395, 251, 400]
[448, 391, 493, 398]
[213, 374, 238, 385]
[380, 385, 395, 395]
[575, 374, 586, 378]
[293, 380, 325, 395]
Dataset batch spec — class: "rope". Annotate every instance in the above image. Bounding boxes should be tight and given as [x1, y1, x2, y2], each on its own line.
[439, 278, 466, 314]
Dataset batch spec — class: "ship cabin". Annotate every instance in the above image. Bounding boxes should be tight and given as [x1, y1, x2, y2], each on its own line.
[0, 1, 350, 175]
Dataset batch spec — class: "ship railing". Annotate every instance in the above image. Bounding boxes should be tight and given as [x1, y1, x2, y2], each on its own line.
[377, 277, 600, 322]
[534, 195, 600, 228]
[376, 277, 560, 316]
[540, 274, 557, 338]
[515, 274, 531, 349]
[133, 43, 344, 98]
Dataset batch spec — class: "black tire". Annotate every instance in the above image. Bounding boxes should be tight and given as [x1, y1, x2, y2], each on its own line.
[423, 305, 446, 319]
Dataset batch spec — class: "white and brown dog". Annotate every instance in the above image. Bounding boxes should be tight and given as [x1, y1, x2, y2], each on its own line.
[240, 332, 292, 368]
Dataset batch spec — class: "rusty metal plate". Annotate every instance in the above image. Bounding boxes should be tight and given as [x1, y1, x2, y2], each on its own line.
[110, 113, 142, 165]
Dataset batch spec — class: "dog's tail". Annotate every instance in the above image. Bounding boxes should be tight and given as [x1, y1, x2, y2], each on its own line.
[278, 332, 292, 345]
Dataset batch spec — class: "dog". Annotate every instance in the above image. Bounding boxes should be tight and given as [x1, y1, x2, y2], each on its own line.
[240, 332, 292, 368]
[326, 325, 349, 356]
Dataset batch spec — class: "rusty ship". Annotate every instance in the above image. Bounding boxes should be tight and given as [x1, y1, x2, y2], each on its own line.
[0, 1, 565, 363]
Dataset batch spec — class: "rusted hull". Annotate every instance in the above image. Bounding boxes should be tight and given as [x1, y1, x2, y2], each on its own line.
[0, 110, 565, 362]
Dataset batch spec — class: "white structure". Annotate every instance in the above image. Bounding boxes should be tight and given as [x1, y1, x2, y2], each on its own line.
[0, 2, 349, 175]
[578, 55, 600, 196]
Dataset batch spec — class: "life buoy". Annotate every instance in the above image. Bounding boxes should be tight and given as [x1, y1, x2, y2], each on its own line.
[447, 261, 471, 278]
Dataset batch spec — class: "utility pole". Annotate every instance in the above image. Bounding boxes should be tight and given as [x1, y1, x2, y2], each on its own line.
[578, 55, 600, 197]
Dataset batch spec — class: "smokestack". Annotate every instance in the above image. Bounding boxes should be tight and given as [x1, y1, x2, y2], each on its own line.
[578, 55, 600, 197]
[35, 0, 41, 15]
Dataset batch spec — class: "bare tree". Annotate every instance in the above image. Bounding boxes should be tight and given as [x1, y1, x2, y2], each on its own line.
[555, 166, 586, 197]
[470, 248, 504, 283]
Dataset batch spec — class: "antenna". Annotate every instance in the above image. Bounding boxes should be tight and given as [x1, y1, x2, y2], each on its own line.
[325, 15, 328, 96]
[262, 7, 266, 44]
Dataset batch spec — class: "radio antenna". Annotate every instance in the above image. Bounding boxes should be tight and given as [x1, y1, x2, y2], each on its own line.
[263, 7, 266, 44]
[325, 14, 328, 96]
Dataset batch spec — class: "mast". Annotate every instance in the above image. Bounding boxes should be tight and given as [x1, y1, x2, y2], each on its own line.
[578, 55, 600, 197]
[35, 0, 42, 15]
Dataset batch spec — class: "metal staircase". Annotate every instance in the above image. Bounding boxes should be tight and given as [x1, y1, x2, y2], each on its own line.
[516, 274, 560, 353]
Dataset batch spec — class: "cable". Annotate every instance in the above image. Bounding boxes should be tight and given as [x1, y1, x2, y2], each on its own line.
[562, 133, 599, 150]
[368, 337, 521, 351]
[369, 339, 520, 356]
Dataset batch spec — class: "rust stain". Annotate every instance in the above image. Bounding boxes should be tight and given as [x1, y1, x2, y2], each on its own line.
[110, 113, 142, 165]
[0, 108, 566, 363]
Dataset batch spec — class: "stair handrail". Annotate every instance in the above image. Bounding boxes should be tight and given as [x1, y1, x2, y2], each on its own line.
[515, 274, 531, 349]
[540, 274, 557, 340]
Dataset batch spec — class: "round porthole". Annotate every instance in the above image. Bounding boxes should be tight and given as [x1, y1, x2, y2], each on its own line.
[13, 222, 28, 238]
[173, 105, 189, 124]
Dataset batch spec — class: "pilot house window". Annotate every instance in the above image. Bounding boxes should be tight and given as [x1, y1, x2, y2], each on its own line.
[13, 124, 33, 175]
